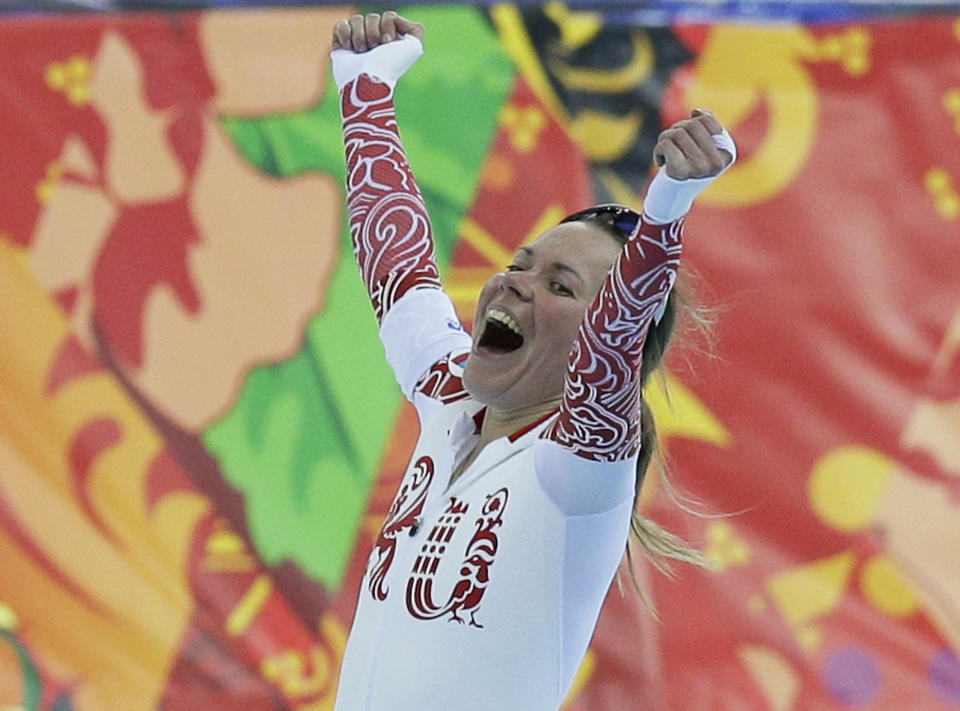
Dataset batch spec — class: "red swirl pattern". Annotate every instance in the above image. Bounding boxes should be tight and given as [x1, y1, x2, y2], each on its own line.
[367, 455, 434, 602]
[341, 75, 442, 322]
[414, 350, 470, 404]
[544, 218, 684, 461]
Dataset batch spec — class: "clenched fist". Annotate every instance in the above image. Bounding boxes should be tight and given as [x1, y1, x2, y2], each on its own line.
[332, 11, 425, 53]
[654, 109, 734, 180]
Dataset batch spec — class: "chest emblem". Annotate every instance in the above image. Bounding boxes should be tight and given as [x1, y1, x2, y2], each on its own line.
[405, 487, 509, 628]
[368, 455, 434, 601]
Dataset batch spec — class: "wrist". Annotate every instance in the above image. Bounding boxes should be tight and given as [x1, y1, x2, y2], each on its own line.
[643, 126, 737, 223]
[331, 35, 424, 91]
[642, 171, 715, 224]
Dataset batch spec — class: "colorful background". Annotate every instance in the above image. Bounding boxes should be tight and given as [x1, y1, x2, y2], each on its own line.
[1, 3, 959, 709]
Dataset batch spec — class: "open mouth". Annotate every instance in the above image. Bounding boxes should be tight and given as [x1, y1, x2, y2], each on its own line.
[476, 307, 525, 354]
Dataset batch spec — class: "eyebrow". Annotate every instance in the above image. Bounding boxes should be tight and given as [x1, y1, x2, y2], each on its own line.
[516, 247, 584, 284]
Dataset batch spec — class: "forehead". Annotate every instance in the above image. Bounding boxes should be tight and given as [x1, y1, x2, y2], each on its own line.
[524, 222, 622, 278]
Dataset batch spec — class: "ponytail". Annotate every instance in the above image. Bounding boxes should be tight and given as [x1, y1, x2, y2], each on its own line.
[625, 286, 708, 615]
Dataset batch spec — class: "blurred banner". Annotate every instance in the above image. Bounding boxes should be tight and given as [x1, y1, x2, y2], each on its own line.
[1, 4, 959, 710]
[5, 1, 960, 24]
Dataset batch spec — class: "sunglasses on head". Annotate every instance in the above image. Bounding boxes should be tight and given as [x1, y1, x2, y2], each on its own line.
[560, 204, 641, 240]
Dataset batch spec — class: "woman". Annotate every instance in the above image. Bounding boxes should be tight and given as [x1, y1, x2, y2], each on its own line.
[330, 12, 735, 711]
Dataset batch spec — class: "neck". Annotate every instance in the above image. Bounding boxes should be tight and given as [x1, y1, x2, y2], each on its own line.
[447, 395, 563, 490]
[479, 396, 563, 446]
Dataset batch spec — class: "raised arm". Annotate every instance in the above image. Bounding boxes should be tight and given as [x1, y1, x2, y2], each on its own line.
[544, 111, 737, 461]
[332, 14, 472, 407]
[332, 15, 439, 322]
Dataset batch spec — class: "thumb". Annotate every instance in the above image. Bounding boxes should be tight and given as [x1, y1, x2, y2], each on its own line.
[653, 145, 665, 167]
[394, 15, 425, 43]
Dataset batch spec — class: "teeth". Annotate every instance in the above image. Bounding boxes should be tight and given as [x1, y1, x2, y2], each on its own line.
[487, 308, 521, 336]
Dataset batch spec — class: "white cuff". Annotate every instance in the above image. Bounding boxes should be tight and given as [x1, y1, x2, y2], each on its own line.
[331, 35, 424, 91]
[643, 127, 737, 224]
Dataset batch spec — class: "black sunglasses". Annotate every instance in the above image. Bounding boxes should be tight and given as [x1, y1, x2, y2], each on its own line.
[559, 204, 641, 239]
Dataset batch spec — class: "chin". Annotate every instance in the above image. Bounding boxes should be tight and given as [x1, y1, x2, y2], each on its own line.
[463, 355, 564, 412]
[462, 356, 525, 409]
[461, 356, 493, 405]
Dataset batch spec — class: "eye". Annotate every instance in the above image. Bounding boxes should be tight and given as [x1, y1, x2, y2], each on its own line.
[550, 281, 573, 297]
[505, 264, 523, 272]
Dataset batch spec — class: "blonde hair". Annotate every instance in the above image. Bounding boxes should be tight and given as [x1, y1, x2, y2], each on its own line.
[626, 280, 716, 616]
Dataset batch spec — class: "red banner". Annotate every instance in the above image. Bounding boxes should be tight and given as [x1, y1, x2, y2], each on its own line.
[1, 6, 959, 710]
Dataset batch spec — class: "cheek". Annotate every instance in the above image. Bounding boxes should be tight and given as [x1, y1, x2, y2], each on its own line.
[538, 302, 589, 355]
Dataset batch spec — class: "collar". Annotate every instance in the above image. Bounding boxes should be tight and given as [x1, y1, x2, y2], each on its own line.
[437, 405, 559, 500]
[452, 406, 559, 448]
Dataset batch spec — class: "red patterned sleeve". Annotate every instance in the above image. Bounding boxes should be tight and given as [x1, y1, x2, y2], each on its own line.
[341, 74, 443, 323]
[542, 217, 683, 461]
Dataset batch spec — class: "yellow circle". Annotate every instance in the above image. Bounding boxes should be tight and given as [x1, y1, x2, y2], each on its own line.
[68, 83, 89, 107]
[860, 554, 918, 617]
[944, 89, 960, 112]
[67, 55, 89, 79]
[846, 56, 868, 76]
[45, 64, 66, 90]
[940, 195, 960, 220]
[926, 169, 950, 192]
[808, 446, 894, 531]
[0, 602, 18, 631]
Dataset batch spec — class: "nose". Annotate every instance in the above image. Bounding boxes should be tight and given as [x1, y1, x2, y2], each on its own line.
[499, 269, 533, 301]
